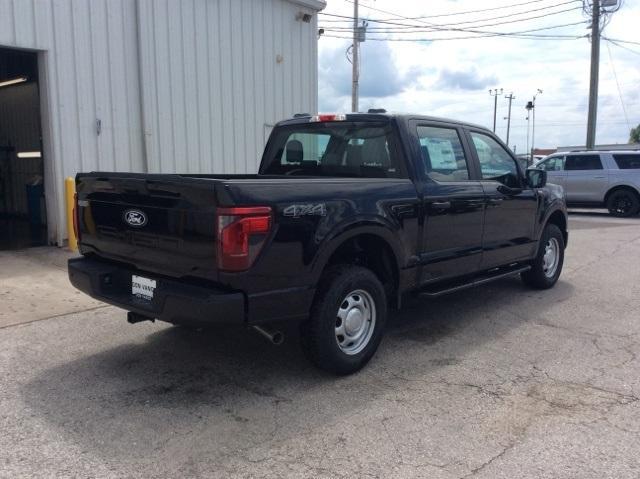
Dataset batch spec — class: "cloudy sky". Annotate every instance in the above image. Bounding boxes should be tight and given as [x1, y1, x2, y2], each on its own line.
[317, 0, 640, 151]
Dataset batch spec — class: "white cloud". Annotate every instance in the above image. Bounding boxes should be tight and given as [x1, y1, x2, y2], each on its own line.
[318, 0, 640, 149]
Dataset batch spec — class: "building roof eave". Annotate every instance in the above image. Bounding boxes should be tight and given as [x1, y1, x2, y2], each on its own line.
[286, 0, 326, 12]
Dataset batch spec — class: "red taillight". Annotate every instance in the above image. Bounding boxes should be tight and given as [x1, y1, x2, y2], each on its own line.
[217, 206, 272, 271]
[72, 193, 80, 242]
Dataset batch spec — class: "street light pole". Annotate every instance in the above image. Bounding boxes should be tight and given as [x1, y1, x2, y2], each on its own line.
[531, 89, 542, 163]
[525, 102, 532, 164]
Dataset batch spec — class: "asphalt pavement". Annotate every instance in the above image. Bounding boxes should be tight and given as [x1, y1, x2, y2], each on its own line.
[1, 211, 639, 478]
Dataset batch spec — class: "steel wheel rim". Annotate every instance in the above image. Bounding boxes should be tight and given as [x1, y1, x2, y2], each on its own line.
[335, 289, 376, 355]
[542, 237, 560, 278]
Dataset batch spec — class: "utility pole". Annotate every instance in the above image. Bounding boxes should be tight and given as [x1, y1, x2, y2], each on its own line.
[504, 93, 515, 148]
[489, 88, 503, 133]
[351, 0, 359, 113]
[586, 0, 600, 149]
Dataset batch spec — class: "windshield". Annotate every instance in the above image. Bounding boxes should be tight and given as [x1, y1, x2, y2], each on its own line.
[260, 121, 405, 178]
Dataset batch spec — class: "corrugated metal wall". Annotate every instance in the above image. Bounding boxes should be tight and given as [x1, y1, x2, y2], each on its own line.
[0, 0, 321, 245]
[137, 0, 319, 174]
[0, 0, 145, 244]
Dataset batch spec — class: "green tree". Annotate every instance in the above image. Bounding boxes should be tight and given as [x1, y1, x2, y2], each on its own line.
[630, 124, 640, 143]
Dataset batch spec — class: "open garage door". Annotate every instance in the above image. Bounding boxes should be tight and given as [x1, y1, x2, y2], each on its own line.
[0, 48, 46, 250]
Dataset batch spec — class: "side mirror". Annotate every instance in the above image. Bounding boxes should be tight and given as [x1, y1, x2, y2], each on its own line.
[526, 168, 547, 188]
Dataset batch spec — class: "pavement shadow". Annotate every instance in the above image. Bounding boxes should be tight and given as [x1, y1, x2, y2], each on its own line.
[21, 276, 574, 461]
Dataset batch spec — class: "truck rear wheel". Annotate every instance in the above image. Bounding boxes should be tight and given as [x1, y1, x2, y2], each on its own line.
[301, 265, 387, 375]
[521, 223, 564, 289]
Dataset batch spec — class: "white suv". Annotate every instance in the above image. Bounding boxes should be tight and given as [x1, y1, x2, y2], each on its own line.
[534, 150, 640, 217]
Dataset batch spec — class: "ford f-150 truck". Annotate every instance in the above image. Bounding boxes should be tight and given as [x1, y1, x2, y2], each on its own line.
[68, 112, 568, 374]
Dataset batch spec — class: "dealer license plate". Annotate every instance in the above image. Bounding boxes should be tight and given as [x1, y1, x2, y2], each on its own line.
[132, 275, 156, 301]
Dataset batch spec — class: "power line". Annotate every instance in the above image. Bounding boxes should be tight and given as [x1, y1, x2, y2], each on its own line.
[319, 7, 584, 34]
[320, 33, 584, 42]
[324, 0, 579, 26]
[326, 1, 582, 30]
[341, 0, 581, 22]
[605, 41, 631, 131]
[320, 22, 588, 43]
[320, 21, 588, 38]
[605, 38, 640, 56]
[602, 36, 640, 46]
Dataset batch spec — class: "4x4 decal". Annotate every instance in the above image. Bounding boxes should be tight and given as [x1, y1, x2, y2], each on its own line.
[282, 204, 327, 218]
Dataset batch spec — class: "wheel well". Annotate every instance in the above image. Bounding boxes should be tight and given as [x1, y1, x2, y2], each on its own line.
[547, 210, 568, 247]
[604, 185, 640, 204]
[325, 234, 399, 306]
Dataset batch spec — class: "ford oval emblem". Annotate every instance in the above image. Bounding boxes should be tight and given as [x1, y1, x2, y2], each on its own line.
[123, 209, 148, 227]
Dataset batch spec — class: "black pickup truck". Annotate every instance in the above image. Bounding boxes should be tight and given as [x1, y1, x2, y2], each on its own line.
[69, 112, 567, 374]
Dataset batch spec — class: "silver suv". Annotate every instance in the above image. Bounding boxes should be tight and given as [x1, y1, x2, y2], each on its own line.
[534, 150, 640, 217]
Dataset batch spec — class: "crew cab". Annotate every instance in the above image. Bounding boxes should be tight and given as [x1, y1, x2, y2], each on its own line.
[68, 112, 568, 374]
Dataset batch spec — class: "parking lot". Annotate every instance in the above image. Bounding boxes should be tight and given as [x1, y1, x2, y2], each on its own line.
[1, 211, 639, 478]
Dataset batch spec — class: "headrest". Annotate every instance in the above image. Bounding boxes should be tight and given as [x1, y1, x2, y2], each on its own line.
[286, 140, 303, 163]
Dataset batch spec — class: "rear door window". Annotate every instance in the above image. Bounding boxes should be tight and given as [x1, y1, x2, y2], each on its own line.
[565, 155, 603, 170]
[417, 126, 469, 182]
[261, 122, 405, 178]
[613, 154, 640, 169]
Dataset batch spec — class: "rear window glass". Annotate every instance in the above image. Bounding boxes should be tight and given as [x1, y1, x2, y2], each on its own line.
[613, 154, 640, 169]
[565, 155, 603, 170]
[261, 122, 404, 178]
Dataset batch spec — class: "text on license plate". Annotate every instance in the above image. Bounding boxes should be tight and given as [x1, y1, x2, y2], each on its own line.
[132, 275, 156, 300]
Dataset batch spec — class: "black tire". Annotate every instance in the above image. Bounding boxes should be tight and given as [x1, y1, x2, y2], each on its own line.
[300, 265, 387, 375]
[606, 189, 640, 217]
[521, 223, 564, 289]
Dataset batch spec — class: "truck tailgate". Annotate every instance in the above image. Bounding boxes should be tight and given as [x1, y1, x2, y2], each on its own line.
[76, 173, 220, 281]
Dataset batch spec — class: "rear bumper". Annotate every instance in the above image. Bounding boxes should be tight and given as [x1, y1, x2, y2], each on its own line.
[68, 256, 245, 325]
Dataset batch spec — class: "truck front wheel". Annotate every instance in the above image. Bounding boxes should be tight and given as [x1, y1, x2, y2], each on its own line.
[301, 265, 387, 375]
[521, 223, 564, 289]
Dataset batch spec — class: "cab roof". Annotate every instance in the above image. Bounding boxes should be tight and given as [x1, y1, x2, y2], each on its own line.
[276, 112, 490, 133]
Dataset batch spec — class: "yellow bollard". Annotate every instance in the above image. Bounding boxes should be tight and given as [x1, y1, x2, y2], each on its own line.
[65, 177, 78, 251]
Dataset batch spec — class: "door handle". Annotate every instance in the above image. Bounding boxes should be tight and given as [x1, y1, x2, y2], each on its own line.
[487, 198, 503, 205]
[497, 185, 523, 195]
[593, 176, 606, 179]
[431, 201, 451, 209]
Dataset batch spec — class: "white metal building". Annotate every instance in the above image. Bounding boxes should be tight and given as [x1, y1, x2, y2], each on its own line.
[0, 0, 325, 248]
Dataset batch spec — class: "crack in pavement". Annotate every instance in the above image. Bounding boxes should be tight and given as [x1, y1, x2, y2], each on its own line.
[0, 305, 111, 330]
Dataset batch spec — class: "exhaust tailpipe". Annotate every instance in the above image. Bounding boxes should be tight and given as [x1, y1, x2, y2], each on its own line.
[252, 325, 284, 346]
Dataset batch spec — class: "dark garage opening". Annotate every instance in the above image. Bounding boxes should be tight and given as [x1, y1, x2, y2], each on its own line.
[0, 47, 46, 250]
